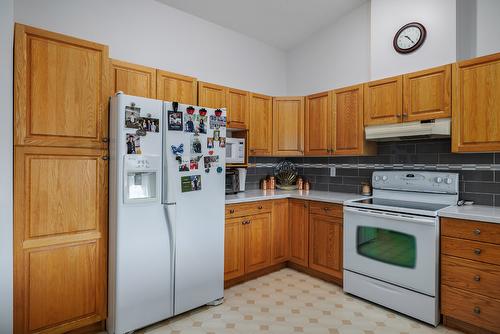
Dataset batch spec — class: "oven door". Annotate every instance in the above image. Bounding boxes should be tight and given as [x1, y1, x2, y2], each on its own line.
[343, 206, 438, 296]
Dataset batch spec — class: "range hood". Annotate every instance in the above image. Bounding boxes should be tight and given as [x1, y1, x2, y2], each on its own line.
[365, 118, 451, 142]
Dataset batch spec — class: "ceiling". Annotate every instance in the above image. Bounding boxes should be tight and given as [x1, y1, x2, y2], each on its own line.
[156, 0, 367, 50]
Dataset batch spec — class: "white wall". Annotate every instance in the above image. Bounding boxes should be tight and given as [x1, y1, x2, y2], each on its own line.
[0, 0, 14, 332]
[286, 2, 371, 95]
[477, 0, 500, 57]
[14, 0, 287, 96]
[370, 0, 456, 80]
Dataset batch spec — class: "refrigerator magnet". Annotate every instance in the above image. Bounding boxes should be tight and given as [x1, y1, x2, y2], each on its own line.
[141, 114, 160, 133]
[126, 133, 141, 155]
[219, 137, 226, 148]
[184, 114, 195, 133]
[190, 155, 202, 170]
[216, 166, 223, 174]
[190, 135, 202, 154]
[181, 175, 202, 192]
[213, 130, 220, 141]
[124, 104, 141, 129]
[209, 115, 219, 129]
[168, 111, 183, 131]
[207, 137, 214, 149]
[197, 115, 207, 134]
[179, 158, 189, 172]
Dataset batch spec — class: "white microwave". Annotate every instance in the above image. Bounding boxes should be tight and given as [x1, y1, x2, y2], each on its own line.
[226, 137, 245, 164]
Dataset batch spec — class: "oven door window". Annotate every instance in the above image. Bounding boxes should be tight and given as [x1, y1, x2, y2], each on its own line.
[356, 226, 416, 268]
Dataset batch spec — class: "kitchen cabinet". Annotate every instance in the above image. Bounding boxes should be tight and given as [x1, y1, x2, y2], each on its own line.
[364, 76, 403, 126]
[403, 64, 451, 122]
[111, 59, 157, 98]
[333, 84, 376, 156]
[198, 81, 226, 108]
[14, 146, 108, 334]
[305, 91, 332, 156]
[157, 69, 197, 105]
[289, 199, 309, 266]
[452, 53, 500, 152]
[244, 213, 272, 273]
[271, 199, 289, 264]
[248, 93, 273, 156]
[14, 24, 110, 149]
[441, 217, 500, 334]
[308, 202, 343, 279]
[226, 87, 249, 129]
[224, 217, 245, 281]
[272, 97, 305, 156]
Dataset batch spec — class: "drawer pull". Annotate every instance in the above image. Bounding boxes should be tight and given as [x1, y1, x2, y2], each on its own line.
[229, 209, 235, 214]
[474, 228, 481, 235]
[474, 275, 481, 282]
[474, 306, 481, 314]
[258, 206, 263, 210]
[323, 207, 330, 211]
[242, 220, 249, 225]
[474, 248, 482, 255]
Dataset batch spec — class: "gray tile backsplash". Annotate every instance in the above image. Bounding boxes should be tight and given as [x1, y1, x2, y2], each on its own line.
[246, 139, 500, 207]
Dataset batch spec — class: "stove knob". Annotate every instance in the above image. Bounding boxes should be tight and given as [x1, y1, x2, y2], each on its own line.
[445, 178, 453, 184]
[382, 176, 388, 181]
[435, 177, 443, 184]
[374, 176, 381, 181]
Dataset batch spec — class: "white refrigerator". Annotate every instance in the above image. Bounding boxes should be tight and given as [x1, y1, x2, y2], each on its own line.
[108, 93, 226, 334]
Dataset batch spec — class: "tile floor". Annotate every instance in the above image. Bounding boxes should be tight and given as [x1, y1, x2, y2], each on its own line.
[138, 268, 462, 334]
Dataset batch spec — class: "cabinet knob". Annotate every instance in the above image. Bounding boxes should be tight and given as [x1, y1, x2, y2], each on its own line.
[102, 137, 109, 143]
[474, 306, 481, 314]
[304, 204, 308, 208]
[396, 114, 402, 118]
[474, 229, 481, 235]
[258, 206, 263, 210]
[229, 209, 235, 214]
[102, 156, 109, 161]
[474, 248, 482, 255]
[323, 207, 330, 211]
[474, 275, 481, 282]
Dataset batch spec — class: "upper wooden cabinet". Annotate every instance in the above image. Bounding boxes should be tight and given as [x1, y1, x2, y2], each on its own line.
[110, 59, 156, 99]
[305, 91, 332, 156]
[198, 81, 226, 108]
[272, 97, 305, 156]
[14, 24, 110, 149]
[157, 70, 197, 105]
[248, 93, 273, 156]
[452, 53, 500, 152]
[289, 199, 309, 267]
[333, 84, 376, 156]
[403, 64, 451, 122]
[226, 87, 249, 129]
[364, 76, 403, 126]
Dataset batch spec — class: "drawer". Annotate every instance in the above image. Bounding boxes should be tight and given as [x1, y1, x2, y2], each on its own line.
[309, 201, 343, 219]
[225, 201, 272, 219]
[441, 285, 500, 333]
[442, 255, 500, 299]
[441, 218, 500, 244]
[442, 236, 500, 265]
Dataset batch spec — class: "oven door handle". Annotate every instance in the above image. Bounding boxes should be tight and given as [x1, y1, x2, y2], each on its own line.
[344, 207, 436, 226]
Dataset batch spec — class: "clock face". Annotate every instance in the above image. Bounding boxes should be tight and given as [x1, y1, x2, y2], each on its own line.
[393, 22, 426, 54]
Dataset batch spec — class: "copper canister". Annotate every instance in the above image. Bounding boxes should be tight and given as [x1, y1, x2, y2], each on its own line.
[297, 177, 303, 190]
[268, 176, 275, 190]
[304, 180, 310, 191]
[261, 179, 267, 190]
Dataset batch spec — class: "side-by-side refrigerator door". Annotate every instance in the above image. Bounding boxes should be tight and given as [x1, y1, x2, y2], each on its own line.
[162, 102, 226, 315]
[109, 94, 173, 334]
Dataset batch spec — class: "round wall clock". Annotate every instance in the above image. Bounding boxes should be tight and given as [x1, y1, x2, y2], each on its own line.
[393, 22, 426, 54]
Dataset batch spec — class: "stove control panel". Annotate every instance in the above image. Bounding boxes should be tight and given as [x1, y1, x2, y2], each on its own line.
[372, 171, 459, 194]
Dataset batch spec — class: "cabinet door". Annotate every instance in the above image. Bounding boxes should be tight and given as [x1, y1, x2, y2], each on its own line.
[309, 214, 343, 279]
[224, 217, 245, 281]
[452, 53, 500, 152]
[248, 93, 273, 156]
[245, 213, 272, 273]
[272, 97, 305, 156]
[305, 91, 332, 156]
[110, 59, 156, 98]
[14, 146, 107, 334]
[333, 84, 376, 156]
[271, 199, 289, 264]
[403, 64, 451, 122]
[157, 70, 197, 105]
[364, 76, 403, 126]
[226, 88, 249, 129]
[198, 82, 227, 108]
[14, 24, 109, 149]
[289, 199, 309, 266]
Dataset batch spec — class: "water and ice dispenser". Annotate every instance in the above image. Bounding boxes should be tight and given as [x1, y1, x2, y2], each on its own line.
[123, 155, 160, 203]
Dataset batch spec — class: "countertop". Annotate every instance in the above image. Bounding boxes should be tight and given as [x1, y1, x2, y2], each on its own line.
[438, 205, 500, 224]
[225, 189, 366, 205]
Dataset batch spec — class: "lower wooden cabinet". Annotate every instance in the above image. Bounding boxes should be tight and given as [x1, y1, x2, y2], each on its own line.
[271, 199, 289, 264]
[224, 217, 245, 281]
[244, 213, 272, 273]
[289, 199, 309, 266]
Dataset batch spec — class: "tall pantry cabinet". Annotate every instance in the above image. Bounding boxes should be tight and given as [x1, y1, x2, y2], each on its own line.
[14, 24, 109, 334]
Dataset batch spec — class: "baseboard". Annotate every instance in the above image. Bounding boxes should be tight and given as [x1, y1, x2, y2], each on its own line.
[287, 262, 343, 287]
[224, 263, 287, 288]
[443, 315, 496, 334]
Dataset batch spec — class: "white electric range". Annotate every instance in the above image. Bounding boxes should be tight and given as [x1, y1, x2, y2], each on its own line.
[343, 171, 459, 326]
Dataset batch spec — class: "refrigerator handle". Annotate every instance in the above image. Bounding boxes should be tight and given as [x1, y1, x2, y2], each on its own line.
[164, 203, 176, 313]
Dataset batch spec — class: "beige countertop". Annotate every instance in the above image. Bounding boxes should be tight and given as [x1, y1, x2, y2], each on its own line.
[225, 189, 366, 205]
[438, 205, 500, 224]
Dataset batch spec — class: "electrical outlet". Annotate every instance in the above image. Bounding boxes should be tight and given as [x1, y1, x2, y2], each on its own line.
[330, 167, 336, 176]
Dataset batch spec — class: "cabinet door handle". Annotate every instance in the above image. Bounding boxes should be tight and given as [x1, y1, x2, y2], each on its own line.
[102, 137, 109, 143]
[258, 206, 263, 210]
[323, 207, 330, 211]
[474, 248, 482, 255]
[242, 220, 248, 225]
[474, 275, 481, 282]
[229, 209, 235, 214]
[474, 229, 481, 235]
[102, 156, 109, 161]
[396, 114, 402, 118]
[474, 306, 481, 314]
[247, 220, 251, 225]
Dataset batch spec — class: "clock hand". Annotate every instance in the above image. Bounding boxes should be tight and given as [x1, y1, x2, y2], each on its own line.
[404, 35, 415, 44]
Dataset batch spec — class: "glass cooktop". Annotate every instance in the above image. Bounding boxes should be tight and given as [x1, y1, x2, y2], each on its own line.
[351, 198, 451, 212]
